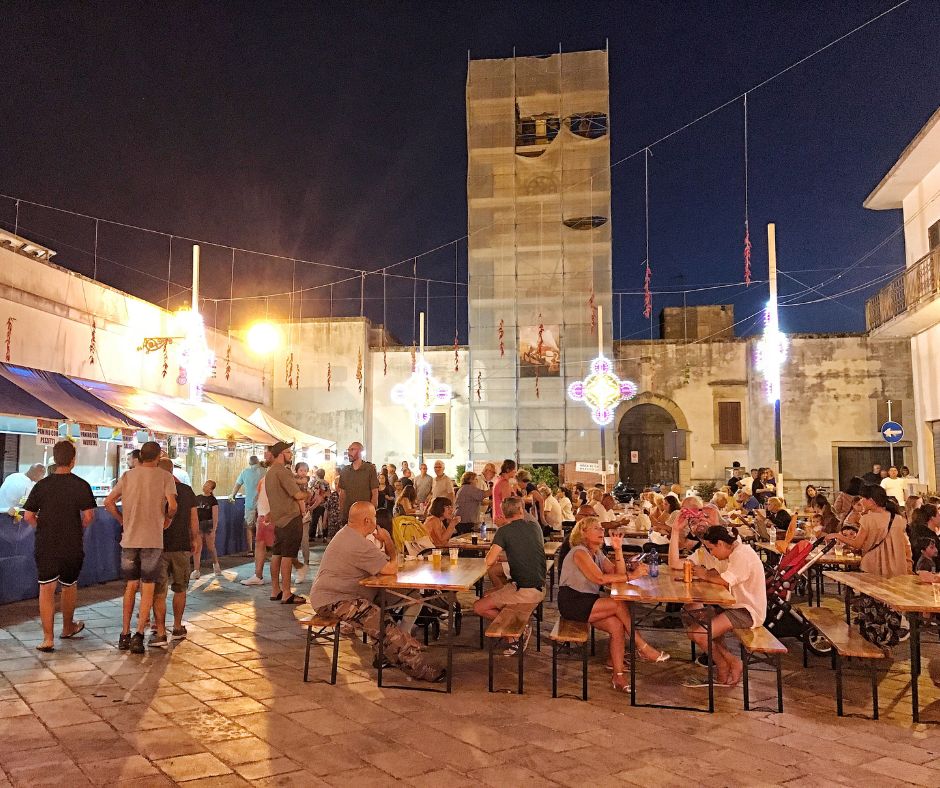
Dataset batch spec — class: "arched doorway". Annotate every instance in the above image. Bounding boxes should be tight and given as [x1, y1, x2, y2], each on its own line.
[618, 403, 678, 489]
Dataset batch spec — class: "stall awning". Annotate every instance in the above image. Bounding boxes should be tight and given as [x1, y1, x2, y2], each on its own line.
[206, 392, 335, 453]
[0, 364, 142, 429]
[0, 373, 66, 420]
[157, 397, 277, 445]
[70, 378, 205, 437]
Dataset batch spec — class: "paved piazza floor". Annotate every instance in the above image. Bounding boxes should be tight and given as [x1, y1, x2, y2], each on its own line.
[1, 548, 940, 787]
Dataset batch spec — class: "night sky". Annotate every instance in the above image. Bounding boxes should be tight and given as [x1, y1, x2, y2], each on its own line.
[2, 1, 937, 346]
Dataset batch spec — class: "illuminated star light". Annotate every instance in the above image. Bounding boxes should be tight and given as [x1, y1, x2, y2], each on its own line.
[175, 308, 215, 402]
[568, 355, 638, 426]
[754, 300, 788, 404]
[391, 359, 452, 426]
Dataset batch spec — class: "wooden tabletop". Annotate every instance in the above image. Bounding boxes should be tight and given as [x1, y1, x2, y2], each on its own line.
[604, 536, 654, 549]
[360, 557, 488, 591]
[822, 571, 940, 613]
[609, 567, 736, 606]
[815, 552, 862, 567]
[449, 536, 561, 558]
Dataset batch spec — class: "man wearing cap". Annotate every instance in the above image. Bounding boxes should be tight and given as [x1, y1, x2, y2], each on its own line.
[337, 442, 379, 525]
[265, 442, 307, 604]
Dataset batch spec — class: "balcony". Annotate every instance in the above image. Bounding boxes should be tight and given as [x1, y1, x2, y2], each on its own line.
[866, 248, 940, 336]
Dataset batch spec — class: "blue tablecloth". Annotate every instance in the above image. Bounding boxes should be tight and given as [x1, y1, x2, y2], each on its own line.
[0, 498, 247, 604]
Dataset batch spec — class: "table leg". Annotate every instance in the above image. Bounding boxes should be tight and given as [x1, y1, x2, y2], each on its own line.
[629, 601, 637, 706]
[706, 613, 714, 714]
[377, 589, 386, 688]
[815, 565, 822, 606]
[910, 612, 921, 724]
[447, 594, 454, 694]
[844, 586, 852, 626]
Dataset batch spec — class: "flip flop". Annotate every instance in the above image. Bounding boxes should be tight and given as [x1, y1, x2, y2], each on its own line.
[270, 592, 283, 601]
[60, 621, 85, 639]
[282, 594, 306, 605]
[36, 645, 55, 653]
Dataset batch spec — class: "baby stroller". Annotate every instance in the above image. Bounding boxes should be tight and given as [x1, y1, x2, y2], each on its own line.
[763, 536, 832, 656]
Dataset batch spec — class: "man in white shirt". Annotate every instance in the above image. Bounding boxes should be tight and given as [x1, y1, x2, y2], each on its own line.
[430, 461, 455, 503]
[0, 465, 46, 513]
[413, 464, 433, 504]
[172, 462, 192, 486]
[880, 466, 906, 506]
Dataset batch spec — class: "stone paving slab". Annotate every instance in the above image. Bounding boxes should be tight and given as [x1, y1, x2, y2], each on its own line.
[1, 550, 939, 785]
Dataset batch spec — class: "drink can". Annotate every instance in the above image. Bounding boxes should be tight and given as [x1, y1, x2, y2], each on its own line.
[683, 559, 693, 584]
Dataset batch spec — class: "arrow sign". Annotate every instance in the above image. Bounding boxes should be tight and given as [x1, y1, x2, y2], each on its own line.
[881, 421, 903, 443]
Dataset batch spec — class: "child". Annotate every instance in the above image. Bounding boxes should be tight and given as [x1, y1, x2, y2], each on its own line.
[915, 537, 939, 583]
[193, 480, 221, 578]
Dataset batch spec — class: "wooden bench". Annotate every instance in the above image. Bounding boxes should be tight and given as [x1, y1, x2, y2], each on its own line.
[549, 618, 591, 701]
[546, 560, 555, 602]
[734, 626, 787, 713]
[799, 606, 884, 719]
[485, 602, 540, 694]
[298, 615, 342, 684]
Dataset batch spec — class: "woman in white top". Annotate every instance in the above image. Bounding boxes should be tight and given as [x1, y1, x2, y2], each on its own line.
[588, 488, 614, 523]
[684, 526, 766, 687]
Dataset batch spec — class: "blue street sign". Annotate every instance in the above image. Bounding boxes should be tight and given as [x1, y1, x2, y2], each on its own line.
[881, 421, 903, 443]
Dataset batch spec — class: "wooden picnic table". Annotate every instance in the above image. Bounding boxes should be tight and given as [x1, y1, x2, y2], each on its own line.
[360, 557, 488, 693]
[823, 570, 940, 723]
[609, 567, 735, 713]
[448, 535, 562, 558]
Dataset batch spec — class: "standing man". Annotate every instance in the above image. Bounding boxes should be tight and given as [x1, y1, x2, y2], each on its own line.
[265, 442, 307, 604]
[491, 460, 517, 526]
[727, 462, 742, 495]
[473, 497, 546, 655]
[127, 449, 141, 469]
[151, 458, 198, 647]
[430, 461, 455, 504]
[413, 463, 433, 506]
[104, 441, 177, 654]
[23, 441, 96, 652]
[862, 463, 883, 486]
[337, 442, 379, 525]
[231, 455, 265, 557]
[476, 462, 497, 522]
[881, 466, 906, 507]
[0, 464, 45, 514]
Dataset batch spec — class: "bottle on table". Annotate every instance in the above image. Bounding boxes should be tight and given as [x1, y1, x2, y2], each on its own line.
[648, 549, 660, 578]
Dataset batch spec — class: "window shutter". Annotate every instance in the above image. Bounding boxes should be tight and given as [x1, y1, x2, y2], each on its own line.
[876, 400, 903, 431]
[928, 219, 939, 251]
[421, 413, 448, 454]
[717, 402, 742, 445]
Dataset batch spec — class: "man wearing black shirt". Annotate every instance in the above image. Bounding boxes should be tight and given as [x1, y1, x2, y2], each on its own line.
[861, 463, 883, 487]
[150, 458, 198, 647]
[23, 441, 97, 652]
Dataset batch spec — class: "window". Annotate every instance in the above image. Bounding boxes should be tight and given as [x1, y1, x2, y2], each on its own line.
[928, 219, 939, 251]
[717, 401, 743, 445]
[876, 400, 903, 431]
[419, 412, 448, 455]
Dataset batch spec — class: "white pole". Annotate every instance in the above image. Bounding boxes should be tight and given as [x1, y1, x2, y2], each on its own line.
[887, 399, 894, 466]
[597, 304, 604, 358]
[419, 312, 425, 355]
[192, 245, 200, 311]
[598, 304, 606, 487]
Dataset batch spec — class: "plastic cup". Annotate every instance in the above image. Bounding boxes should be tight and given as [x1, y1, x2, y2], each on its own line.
[432, 549, 442, 569]
[471, 535, 478, 545]
[834, 543, 844, 556]
[449, 547, 459, 563]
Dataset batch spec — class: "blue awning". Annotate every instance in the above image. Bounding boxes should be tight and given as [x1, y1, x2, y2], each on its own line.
[0, 364, 142, 429]
[0, 373, 65, 420]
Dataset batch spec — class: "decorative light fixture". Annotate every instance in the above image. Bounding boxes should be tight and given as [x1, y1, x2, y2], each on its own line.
[754, 298, 788, 404]
[391, 312, 452, 426]
[246, 321, 281, 355]
[568, 355, 637, 425]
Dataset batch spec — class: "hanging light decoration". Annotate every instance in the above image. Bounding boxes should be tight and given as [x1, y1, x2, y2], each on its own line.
[391, 312, 452, 425]
[568, 355, 637, 426]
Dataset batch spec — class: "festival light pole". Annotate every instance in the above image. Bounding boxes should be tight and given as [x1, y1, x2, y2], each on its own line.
[567, 305, 637, 488]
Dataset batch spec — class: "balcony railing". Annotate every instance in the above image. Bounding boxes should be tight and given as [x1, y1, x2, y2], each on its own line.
[866, 248, 940, 331]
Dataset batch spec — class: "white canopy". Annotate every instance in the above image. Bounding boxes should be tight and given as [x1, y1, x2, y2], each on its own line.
[206, 393, 335, 455]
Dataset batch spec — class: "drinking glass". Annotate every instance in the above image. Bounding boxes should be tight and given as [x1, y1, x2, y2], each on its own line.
[449, 547, 459, 563]
[432, 549, 442, 570]
[834, 543, 844, 557]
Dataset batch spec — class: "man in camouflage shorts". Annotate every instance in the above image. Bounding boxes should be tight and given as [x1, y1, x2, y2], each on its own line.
[308, 501, 444, 682]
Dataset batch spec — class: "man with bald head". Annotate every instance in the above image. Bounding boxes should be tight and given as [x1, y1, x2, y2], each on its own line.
[308, 501, 445, 683]
[0, 464, 46, 514]
[337, 442, 378, 525]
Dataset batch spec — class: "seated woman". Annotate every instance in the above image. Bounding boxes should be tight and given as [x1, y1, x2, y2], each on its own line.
[756, 497, 792, 535]
[588, 488, 614, 523]
[394, 484, 419, 517]
[682, 525, 767, 688]
[811, 494, 839, 535]
[803, 485, 819, 515]
[424, 496, 460, 547]
[907, 503, 938, 566]
[915, 537, 939, 582]
[558, 517, 668, 693]
[649, 494, 681, 545]
[833, 476, 863, 520]
[825, 485, 911, 577]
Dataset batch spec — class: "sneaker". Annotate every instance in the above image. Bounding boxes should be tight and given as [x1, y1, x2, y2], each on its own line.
[118, 632, 131, 651]
[171, 626, 188, 640]
[240, 575, 265, 586]
[694, 654, 715, 669]
[129, 632, 145, 654]
[190, 570, 200, 580]
[212, 562, 222, 576]
[148, 632, 169, 649]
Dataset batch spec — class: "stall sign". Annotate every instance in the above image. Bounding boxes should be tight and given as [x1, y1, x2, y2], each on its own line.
[36, 419, 59, 446]
[79, 423, 99, 447]
[121, 429, 138, 450]
[225, 439, 237, 458]
[153, 433, 168, 453]
[175, 436, 189, 454]
[575, 461, 599, 474]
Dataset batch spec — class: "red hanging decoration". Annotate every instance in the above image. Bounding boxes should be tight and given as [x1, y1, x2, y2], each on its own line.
[588, 290, 596, 333]
[295, 362, 300, 390]
[498, 319, 505, 357]
[743, 221, 752, 286]
[454, 332, 459, 372]
[535, 368, 540, 399]
[410, 342, 416, 372]
[326, 362, 331, 392]
[643, 264, 652, 319]
[476, 371, 482, 402]
[383, 338, 388, 377]
[285, 353, 294, 388]
[536, 314, 545, 358]
[88, 319, 97, 365]
[4, 317, 14, 362]
[224, 343, 232, 381]
[356, 349, 363, 393]
[162, 343, 169, 378]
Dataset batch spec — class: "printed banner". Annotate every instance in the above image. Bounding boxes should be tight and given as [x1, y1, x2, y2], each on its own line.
[36, 419, 59, 446]
[121, 429, 138, 450]
[153, 433, 168, 453]
[79, 423, 99, 447]
[175, 436, 189, 454]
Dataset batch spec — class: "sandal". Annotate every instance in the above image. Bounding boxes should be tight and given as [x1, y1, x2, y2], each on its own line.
[270, 592, 283, 601]
[282, 594, 306, 605]
[638, 645, 671, 663]
[60, 621, 85, 639]
[611, 672, 631, 693]
[35, 645, 55, 653]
